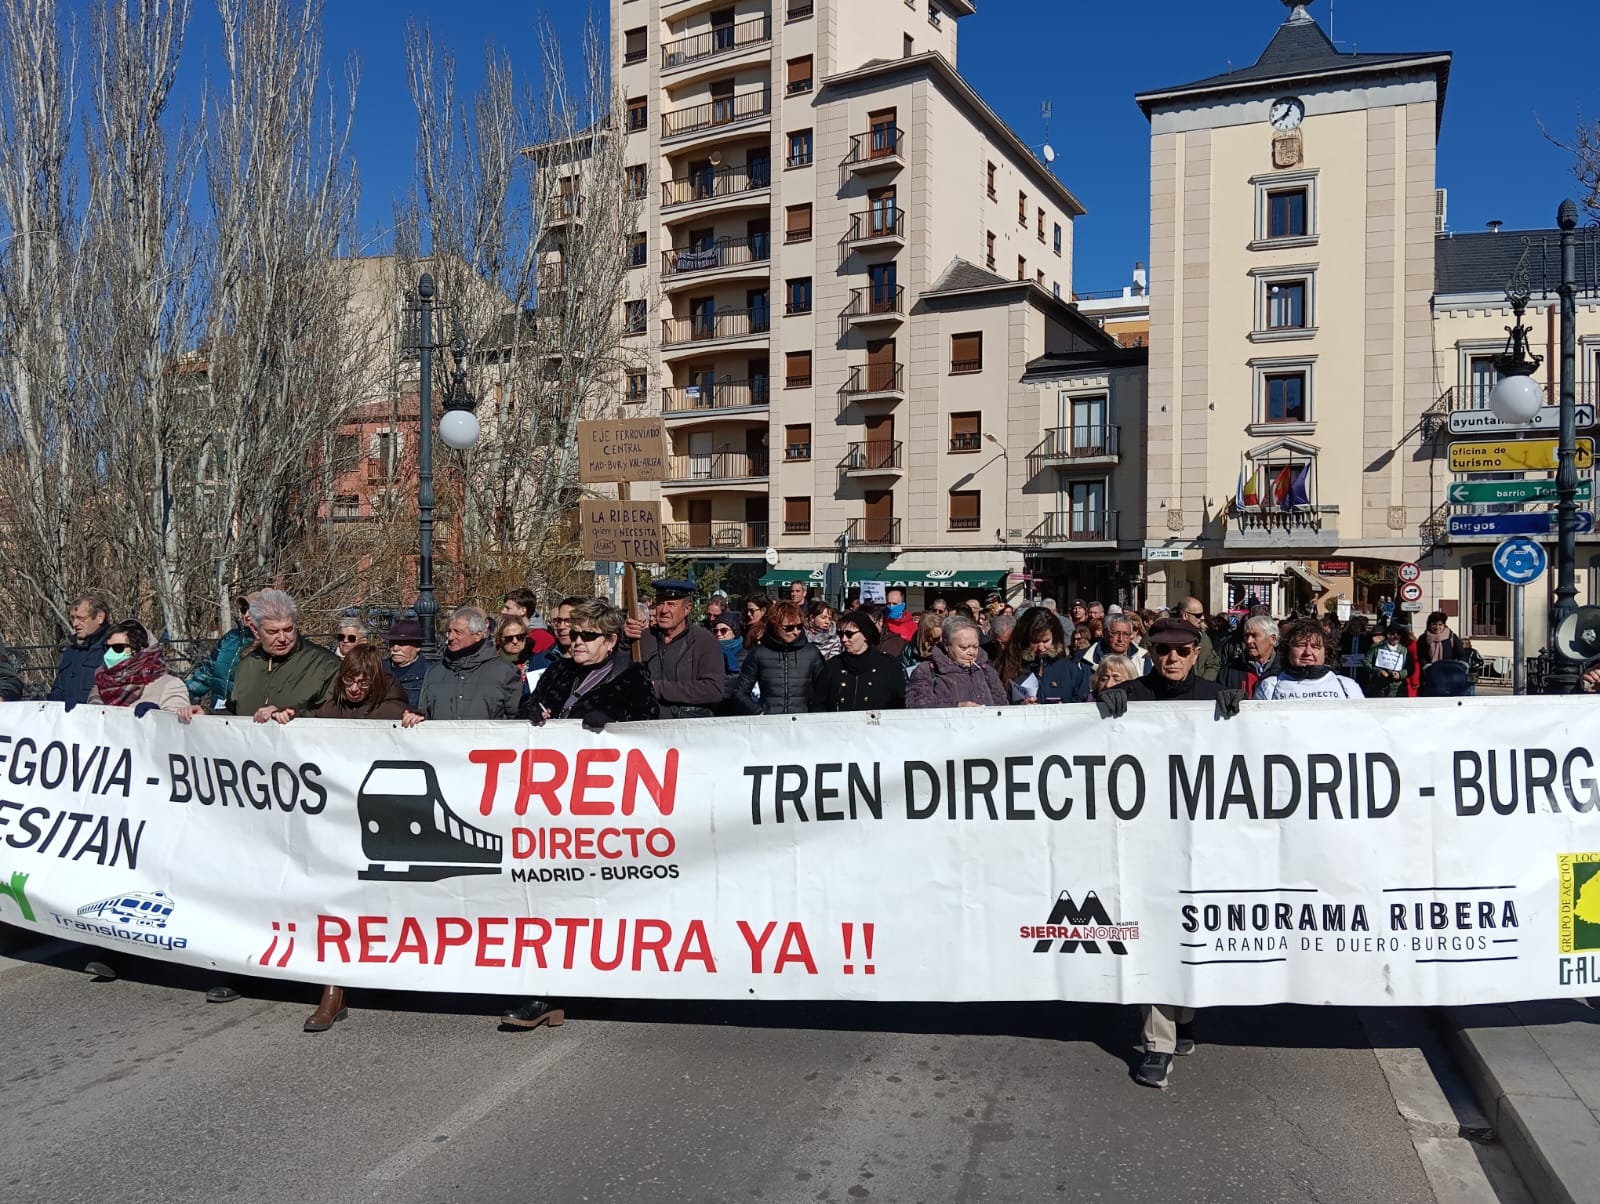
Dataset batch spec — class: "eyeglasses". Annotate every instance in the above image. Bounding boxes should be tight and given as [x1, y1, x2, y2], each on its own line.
[338, 634, 362, 644]
[106, 641, 133, 652]
[1154, 644, 1197, 658]
[780, 623, 805, 633]
[550, 616, 571, 626]
[1183, 610, 1204, 619]
[931, 607, 947, 614]
[838, 628, 863, 640]
[714, 626, 734, 636]
[745, 607, 762, 615]
[498, 634, 527, 646]
[570, 630, 607, 643]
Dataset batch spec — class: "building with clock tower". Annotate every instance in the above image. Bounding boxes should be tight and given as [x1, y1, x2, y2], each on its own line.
[1132, 0, 1451, 616]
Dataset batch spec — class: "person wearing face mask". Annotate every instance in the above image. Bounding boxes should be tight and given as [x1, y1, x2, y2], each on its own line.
[87, 621, 189, 714]
[1253, 619, 1364, 700]
[881, 587, 918, 644]
[730, 600, 824, 715]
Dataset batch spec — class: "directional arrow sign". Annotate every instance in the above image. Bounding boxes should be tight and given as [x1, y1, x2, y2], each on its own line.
[1447, 403, 1597, 436]
[1448, 511, 1596, 538]
[1449, 438, 1595, 474]
[1492, 536, 1548, 586]
[1447, 479, 1594, 505]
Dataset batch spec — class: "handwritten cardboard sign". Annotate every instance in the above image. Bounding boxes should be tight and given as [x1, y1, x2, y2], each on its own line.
[577, 418, 666, 484]
[580, 499, 663, 562]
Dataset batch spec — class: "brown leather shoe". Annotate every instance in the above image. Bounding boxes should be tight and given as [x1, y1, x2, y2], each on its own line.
[303, 985, 348, 1032]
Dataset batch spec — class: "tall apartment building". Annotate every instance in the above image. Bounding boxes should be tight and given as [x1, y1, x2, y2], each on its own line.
[604, 0, 1138, 603]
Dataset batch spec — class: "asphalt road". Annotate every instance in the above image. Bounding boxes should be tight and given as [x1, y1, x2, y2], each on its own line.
[1, 942, 1523, 1204]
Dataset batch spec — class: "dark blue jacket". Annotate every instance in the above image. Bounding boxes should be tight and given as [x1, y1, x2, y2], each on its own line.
[384, 656, 430, 711]
[49, 625, 110, 704]
[1037, 655, 1092, 704]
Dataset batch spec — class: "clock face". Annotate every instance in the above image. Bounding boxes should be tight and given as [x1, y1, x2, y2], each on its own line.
[1270, 98, 1305, 132]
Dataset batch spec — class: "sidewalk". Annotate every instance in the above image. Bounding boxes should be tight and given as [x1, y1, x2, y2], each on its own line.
[1444, 999, 1600, 1204]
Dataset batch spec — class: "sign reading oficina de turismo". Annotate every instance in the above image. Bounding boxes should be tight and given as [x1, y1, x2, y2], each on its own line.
[0, 702, 1597, 1006]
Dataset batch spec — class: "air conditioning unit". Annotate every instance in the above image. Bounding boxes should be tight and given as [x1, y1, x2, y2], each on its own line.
[1435, 188, 1448, 235]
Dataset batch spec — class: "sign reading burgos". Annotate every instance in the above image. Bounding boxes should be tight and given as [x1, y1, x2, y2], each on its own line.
[0, 701, 1597, 1005]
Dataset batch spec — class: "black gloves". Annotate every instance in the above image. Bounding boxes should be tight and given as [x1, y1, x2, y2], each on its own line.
[1216, 689, 1244, 719]
[1095, 689, 1128, 720]
[581, 710, 611, 733]
[134, 701, 161, 719]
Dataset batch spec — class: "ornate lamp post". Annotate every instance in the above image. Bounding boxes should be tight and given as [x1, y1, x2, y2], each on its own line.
[408, 272, 481, 660]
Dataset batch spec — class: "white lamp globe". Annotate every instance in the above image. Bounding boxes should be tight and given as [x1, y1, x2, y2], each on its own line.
[1487, 374, 1543, 424]
[438, 408, 480, 450]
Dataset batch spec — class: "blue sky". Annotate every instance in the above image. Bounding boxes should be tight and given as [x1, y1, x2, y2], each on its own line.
[254, 0, 1594, 289]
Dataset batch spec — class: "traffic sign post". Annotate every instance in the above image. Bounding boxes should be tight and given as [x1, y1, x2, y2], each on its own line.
[1447, 511, 1595, 538]
[1398, 582, 1422, 604]
[1447, 478, 1593, 506]
[1398, 562, 1421, 584]
[1492, 537, 1548, 586]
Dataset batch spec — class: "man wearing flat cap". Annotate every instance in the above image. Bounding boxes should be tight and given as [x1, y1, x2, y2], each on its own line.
[623, 579, 726, 719]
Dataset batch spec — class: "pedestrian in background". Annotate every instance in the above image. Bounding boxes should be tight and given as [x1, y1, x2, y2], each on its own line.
[712, 614, 744, 672]
[50, 593, 112, 704]
[382, 618, 429, 710]
[806, 600, 841, 660]
[1364, 622, 1417, 698]
[333, 616, 366, 658]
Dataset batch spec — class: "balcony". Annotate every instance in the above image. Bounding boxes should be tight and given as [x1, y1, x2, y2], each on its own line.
[1224, 505, 1341, 550]
[661, 235, 771, 285]
[663, 450, 770, 486]
[1028, 510, 1120, 547]
[840, 208, 906, 254]
[661, 16, 770, 72]
[661, 164, 770, 210]
[949, 433, 982, 452]
[1026, 425, 1121, 475]
[844, 128, 905, 175]
[664, 520, 770, 552]
[661, 307, 771, 349]
[662, 89, 771, 141]
[840, 286, 905, 331]
[838, 440, 904, 478]
[546, 195, 583, 227]
[838, 363, 905, 408]
[662, 378, 768, 418]
[843, 517, 902, 547]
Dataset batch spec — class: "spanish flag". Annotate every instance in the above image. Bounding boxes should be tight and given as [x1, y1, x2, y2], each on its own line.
[1236, 464, 1261, 511]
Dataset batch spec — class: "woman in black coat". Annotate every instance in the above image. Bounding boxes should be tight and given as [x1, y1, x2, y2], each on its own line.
[811, 610, 906, 712]
[730, 599, 824, 714]
[518, 599, 659, 730]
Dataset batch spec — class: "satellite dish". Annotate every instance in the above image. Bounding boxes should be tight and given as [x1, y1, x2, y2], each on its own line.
[1042, 144, 1056, 164]
[764, 546, 779, 566]
[1555, 606, 1600, 661]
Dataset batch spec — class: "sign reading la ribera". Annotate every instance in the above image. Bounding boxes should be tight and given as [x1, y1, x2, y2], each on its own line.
[1, 701, 1597, 1006]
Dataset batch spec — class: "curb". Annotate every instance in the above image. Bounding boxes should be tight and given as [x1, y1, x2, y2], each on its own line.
[1443, 1003, 1600, 1204]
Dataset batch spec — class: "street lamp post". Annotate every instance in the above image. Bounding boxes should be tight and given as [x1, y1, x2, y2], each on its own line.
[409, 272, 481, 661]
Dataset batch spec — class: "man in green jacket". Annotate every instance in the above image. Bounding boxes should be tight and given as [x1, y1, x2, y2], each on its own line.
[178, 589, 338, 722]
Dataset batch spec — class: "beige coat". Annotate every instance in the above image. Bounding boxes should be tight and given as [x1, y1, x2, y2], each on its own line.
[88, 673, 189, 715]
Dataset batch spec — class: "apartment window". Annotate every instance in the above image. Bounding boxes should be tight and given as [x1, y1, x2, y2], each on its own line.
[1267, 279, 1307, 328]
[623, 27, 647, 64]
[786, 0, 814, 18]
[628, 231, 647, 268]
[626, 372, 648, 402]
[1264, 371, 1308, 422]
[1037, 208, 1045, 241]
[785, 56, 813, 95]
[1017, 255, 1026, 281]
[1252, 172, 1318, 246]
[786, 129, 813, 168]
[374, 431, 395, 475]
[785, 203, 813, 243]
[949, 490, 981, 531]
[332, 494, 361, 522]
[1053, 281, 1061, 299]
[949, 411, 981, 452]
[986, 162, 997, 199]
[624, 299, 647, 334]
[785, 424, 812, 461]
[627, 96, 648, 131]
[1053, 222, 1062, 255]
[985, 230, 995, 271]
[784, 496, 812, 535]
[624, 164, 647, 199]
[1268, 188, 1308, 239]
[1035, 269, 1045, 286]
[785, 276, 812, 315]
[785, 350, 813, 388]
[1468, 563, 1509, 638]
[950, 332, 982, 374]
[1018, 190, 1027, 225]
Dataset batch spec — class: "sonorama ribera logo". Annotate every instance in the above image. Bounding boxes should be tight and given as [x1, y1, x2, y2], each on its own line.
[356, 760, 504, 882]
[1021, 889, 1140, 955]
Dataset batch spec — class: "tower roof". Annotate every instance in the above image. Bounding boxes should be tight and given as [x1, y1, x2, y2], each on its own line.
[1134, 3, 1450, 114]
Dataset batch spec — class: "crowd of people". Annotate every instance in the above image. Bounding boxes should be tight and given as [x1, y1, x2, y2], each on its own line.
[21, 579, 1532, 1080]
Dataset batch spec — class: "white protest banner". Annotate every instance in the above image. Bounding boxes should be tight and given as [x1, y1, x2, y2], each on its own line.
[0, 699, 1596, 1006]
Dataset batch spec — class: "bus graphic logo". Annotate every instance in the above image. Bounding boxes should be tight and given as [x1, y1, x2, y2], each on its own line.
[77, 890, 174, 929]
[356, 760, 504, 882]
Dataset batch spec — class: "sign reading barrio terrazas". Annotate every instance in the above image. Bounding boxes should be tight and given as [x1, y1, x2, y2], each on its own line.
[0, 699, 1597, 1006]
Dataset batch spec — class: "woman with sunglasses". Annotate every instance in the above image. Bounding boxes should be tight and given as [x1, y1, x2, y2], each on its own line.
[332, 617, 366, 658]
[812, 610, 906, 712]
[86, 620, 189, 715]
[517, 599, 659, 730]
[495, 618, 549, 699]
[712, 615, 745, 673]
[730, 599, 824, 715]
[741, 594, 771, 652]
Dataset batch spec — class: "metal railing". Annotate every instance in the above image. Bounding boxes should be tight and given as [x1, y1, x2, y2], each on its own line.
[1026, 425, 1120, 474]
[839, 363, 904, 397]
[784, 442, 811, 460]
[549, 195, 583, 222]
[949, 432, 982, 452]
[1231, 508, 1327, 532]
[662, 89, 771, 139]
[843, 208, 905, 243]
[841, 285, 904, 320]
[663, 520, 770, 550]
[951, 357, 982, 374]
[661, 235, 771, 278]
[662, 164, 770, 207]
[662, 378, 769, 413]
[843, 517, 901, 545]
[786, 1, 814, 17]
[949, 515, 981, 531]
[845, 127, 905, 167]
[664, 450, 770, 482]
[5, 640, 214, 700]
[1028, 510, 1119, 544]
[784, 518, 812, 535]
[661, 15, 770, 70]
[838, 440, 903, 473]
[661, 307, 771, 346]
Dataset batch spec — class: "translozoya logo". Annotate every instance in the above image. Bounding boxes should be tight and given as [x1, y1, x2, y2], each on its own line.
[1558, 852, 1600, 953]
[357, 760, 504, 883]
[53, 889, 188, 951]
[0, 870, 33, 922]
[1024, 890, 1140, 955]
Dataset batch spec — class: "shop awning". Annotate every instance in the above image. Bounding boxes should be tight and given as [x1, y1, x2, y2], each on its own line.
[759, 568, 1010, 590]
[1285, 562, 1328, 592]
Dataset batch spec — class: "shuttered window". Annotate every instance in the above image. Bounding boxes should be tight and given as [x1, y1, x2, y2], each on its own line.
[949, 491, 981, 531]
[785, 203, 813, 242]
[785, 56, 813, 94]
[949, 412, 981, 452]
[950, 332, 982, 374]
[784, 424, 812, 461]
[623, 28, 647, 63]
[785, 350, 812, 388]
[784, 496, 811, 534]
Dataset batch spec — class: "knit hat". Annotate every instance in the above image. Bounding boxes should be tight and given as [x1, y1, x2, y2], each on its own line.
[840, 608, 881, 647]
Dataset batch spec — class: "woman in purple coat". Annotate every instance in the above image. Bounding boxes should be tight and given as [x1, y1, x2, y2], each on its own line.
[906, 616, 1007, 709]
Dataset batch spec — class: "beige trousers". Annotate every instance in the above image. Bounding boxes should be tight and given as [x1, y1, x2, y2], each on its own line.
[1141, 1004, 1194, 1054]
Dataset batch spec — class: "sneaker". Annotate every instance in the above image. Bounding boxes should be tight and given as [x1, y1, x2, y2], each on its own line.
[1175, 1021, 1196, 1056]
[1134, 1050, 1172, 1088]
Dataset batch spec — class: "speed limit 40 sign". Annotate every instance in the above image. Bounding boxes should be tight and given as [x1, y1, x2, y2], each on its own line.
[1399, 582, 1423, 604]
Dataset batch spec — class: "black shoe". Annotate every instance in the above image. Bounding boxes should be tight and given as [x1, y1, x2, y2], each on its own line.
[85, 960, 117, 981]
[206, 985, 240, 1003]
[499, 998, 566, 1029]
[1175, 1021, 1196, 1056]
[1134, 1050, 1172, 1088]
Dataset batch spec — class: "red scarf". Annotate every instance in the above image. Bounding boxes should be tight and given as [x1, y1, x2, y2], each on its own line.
[94, 646, 170, 707]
